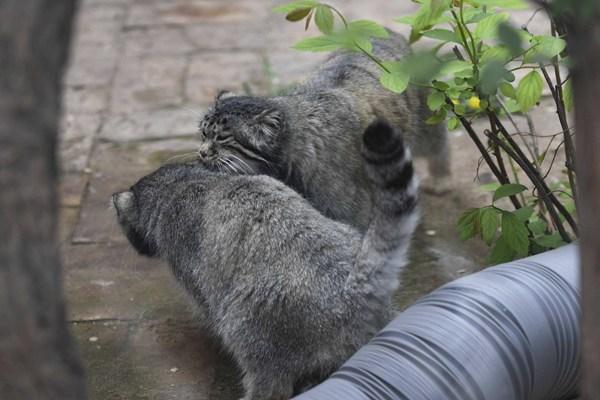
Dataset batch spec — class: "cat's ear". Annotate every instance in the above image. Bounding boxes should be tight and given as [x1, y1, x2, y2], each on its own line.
[216, 90, 236, 102]
[112, 191, 136, 218]
[254, 108, 283, 137]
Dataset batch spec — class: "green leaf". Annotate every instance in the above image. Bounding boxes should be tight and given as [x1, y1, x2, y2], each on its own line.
[472, 0, 529, 9]
[454, 68, 474, 79]
[422, 29, 460, 43]
[480, 208, 500, 245]
[293, 19, 388, 53]
[380, 62, 409, 94]
[293, 35, 346, 52]
[480, 46, 512, 64]
[394, 15, 416, 25]
[453, 103, 467, 116]
[457, 208, 481, 241]
[529, 219, 547, 236]
[480, 60, 507, 95]
[474, 13, 509, 40]
[408, 0, 452, 43]
[447, 116, 460, 130]
[427, 91, 446, 111]
[480, 182, 501, 192]
[286, 7, 312, 22]
[347, 20, 388, 39]
[523, 36, 567, 64]
[314, 5, 334, 34]
[438, 60, 471, 76]
[488, 236, 516, 264]
[493, 183, 527, 202]
[501, 212, 530, 256]
[497, 22, 523, 56]
[462, 7, 488, 24]
[503, 98, 521, 113]
[499, 82, 516, 99]
[516, 70, 543, 112]
[534, 233, 565, 249]
[513, 206, 534, 222]
[403, 52, 444, 84]
[273, 0, 318, 14]
[562, 79, 573, 111]
[426, 107, 447, 125]
[432, 80, 450, 90]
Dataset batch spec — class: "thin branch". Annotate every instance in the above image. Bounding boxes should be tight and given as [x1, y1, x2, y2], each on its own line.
[489, 113, 579, 235]
[485, 121, 523, 209]
[485, 130, 572, 242]
[541, 139, 565, 180]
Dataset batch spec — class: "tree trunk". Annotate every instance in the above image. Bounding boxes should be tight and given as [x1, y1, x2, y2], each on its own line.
[565, 4, 600, 400]
[0, 1, 85, 399]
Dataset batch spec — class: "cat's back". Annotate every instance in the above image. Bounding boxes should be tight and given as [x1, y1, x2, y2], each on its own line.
[296, 30, 411, 92]
[202, 174, 359, 277]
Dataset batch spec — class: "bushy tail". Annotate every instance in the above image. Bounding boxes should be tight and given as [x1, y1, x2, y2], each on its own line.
[346, 119, 420, 292]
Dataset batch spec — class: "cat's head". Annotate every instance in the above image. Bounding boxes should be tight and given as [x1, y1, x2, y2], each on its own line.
[197, 91, 285, 175]
[112, 163, 205, 257]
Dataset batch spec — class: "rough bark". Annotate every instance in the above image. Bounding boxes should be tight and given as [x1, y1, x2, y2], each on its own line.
[564, 4, 600, 400]
[0, 1, 85, 399]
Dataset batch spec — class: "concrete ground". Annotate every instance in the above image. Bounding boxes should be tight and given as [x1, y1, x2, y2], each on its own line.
[58, 1, 559, 399]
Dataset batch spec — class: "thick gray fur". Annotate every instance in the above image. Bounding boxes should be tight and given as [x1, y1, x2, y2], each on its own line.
[114, 120, 419, 400]
[197, 31, 447, 231]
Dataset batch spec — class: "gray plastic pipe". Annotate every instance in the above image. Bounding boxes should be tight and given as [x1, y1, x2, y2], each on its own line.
[296, 244, 580, 400]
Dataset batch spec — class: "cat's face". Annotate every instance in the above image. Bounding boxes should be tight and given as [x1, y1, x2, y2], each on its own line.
[112, 163, 204, 257]
[197, 92, 284, 175]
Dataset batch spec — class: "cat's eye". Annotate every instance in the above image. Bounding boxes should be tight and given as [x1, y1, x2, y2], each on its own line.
[215, 133, 229, 142]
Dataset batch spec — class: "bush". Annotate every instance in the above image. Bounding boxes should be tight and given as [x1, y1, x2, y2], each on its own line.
[275, 0, 578, 264]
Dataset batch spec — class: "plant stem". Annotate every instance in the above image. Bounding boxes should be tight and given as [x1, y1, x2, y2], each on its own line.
[326, 5, 348, 28]
[451, 9, 476, 65]
[353, 42, 390, 73]
[551, 22, 578, 206]
[487, 115, 523, 209]
[490, 113, 579, 235]
[485, 130, 572, 243]
[459, 0, 478, 68]
[449, 99, 513, 196]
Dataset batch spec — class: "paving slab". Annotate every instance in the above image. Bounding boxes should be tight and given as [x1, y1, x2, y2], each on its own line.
[126, 0, 267, 28]
[60, 113, 102, 173]
[122, 26, 195, 57]
[185, 51, 268, 105]
[72, 317, 222, 400]
[63, 242, 189, 321]
[72, 139, 199, 244]
[64, 85, 111, 115]
[111, 56, 188, 113]
[100, 107, 201, 142]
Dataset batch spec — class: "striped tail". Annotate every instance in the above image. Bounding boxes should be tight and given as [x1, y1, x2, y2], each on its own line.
[346, 119, 420, 292]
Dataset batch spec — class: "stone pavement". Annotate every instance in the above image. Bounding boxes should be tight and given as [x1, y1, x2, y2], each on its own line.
[58, 1, 556, 399]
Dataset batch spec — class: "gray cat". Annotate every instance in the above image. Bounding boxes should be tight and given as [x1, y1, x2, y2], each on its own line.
[196, 31, 447, 232]
[113, 120, 419, 400]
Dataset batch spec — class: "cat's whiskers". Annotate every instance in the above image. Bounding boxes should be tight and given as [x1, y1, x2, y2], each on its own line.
[164, 152, 199, 164]
[220, 157, 239, 174]
[226, 154, 254, 174]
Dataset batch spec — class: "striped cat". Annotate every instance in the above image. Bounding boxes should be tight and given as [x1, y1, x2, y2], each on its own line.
[196, 31, 447, 232]
[113, 119, 419, 400]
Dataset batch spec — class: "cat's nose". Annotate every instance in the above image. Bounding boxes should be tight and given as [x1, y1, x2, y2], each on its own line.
[198, 143, 216, 160]
[112, 191, 134, 211]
